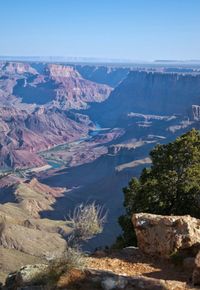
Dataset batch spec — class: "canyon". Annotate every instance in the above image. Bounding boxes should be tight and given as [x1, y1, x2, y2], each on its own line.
[1, 61, 200, 281]
[0, 62, 113, 170]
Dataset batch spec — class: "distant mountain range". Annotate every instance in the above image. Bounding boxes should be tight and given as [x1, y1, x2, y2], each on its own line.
[1, 56, 200, 65]
[0, 55, 139, 64]
[155, 59, 200, 63]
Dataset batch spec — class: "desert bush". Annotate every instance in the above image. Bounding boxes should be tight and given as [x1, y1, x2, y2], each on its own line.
[41, 247, 86, 288]
[67, 202, 107, 246]
[49, 247, 86, 272]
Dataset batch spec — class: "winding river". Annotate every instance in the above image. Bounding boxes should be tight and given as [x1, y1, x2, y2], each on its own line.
[41, 122, 105, 169]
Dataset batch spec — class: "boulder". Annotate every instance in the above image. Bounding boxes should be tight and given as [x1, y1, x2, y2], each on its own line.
[5, 264, 48, 290]
[88, 269, 173, 290]
[132, 213, 200, 257]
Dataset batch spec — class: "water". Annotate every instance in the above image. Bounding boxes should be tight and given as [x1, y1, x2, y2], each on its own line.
[44, 123, 103, 169]
[47, 160, 62, 169]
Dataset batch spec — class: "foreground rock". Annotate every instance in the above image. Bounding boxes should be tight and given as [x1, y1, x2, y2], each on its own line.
[58, 268, 189, 290]
[132, 213, 200, 257]
[5, 267, 186, 290]
[90, 269, 172, 290]
[5, 264, 48, 290]
[4, 247, 192, 289]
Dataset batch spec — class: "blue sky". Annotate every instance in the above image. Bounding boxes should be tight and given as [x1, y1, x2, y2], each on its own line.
[1, 0, 200, 60]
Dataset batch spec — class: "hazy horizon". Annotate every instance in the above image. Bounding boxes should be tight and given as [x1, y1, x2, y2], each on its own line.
[2, 55, 200, 63]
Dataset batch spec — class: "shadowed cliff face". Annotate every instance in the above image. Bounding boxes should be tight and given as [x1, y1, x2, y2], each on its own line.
[74, 65, 130, 87]
[87, 71, 200, 127]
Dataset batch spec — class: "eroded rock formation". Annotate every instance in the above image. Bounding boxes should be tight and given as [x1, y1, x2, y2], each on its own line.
[132, 213, 200, 257]
[0, 107, 93, 169]
[47, 64, 112, 109]
[0, 176, 69, 273]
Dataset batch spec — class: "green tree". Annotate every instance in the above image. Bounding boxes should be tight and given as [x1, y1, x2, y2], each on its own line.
[117, 129, 200, 248]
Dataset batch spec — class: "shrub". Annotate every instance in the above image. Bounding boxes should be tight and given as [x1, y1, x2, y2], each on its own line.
[43, 247, 86, 288]
[67, 202, 107, 246]
[116, 129, 200, 248]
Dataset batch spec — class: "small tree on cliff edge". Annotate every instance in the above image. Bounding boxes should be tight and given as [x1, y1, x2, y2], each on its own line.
[116, 129, 200, 248]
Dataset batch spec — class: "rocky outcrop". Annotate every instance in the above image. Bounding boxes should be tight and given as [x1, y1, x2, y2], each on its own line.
[47, 64, 80, 78]
[47, 64, 112, 110]
[5, 264, 48, 290]
[132, 213, 200, 286]
[0, 62, 38, 76]
[132, 213, 200, 257]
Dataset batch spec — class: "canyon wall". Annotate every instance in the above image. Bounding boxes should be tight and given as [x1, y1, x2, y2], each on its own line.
[87, 71, 200, 127]
[75, 65, 130, 87]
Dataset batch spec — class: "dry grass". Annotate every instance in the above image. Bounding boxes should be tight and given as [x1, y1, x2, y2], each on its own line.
[67, 202, 107, 246]
[30, 248, 87, 289]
